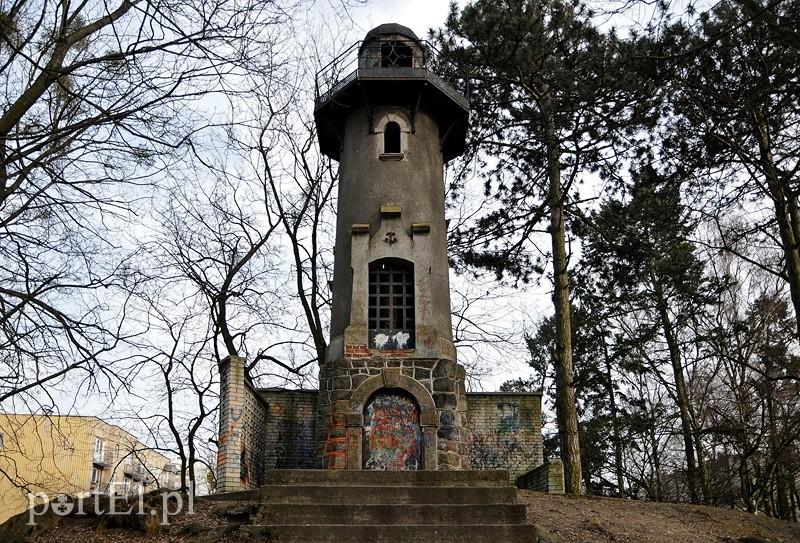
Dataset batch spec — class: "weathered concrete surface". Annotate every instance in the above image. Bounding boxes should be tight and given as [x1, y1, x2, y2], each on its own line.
[240, 524, 550, 542]
[242, 468, 563, 543]
[264, 468, 510, 486]
[257, 484, 517, 505]
[254, 503, 527, 525]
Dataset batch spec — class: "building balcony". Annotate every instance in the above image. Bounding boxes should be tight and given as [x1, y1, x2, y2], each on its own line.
[123, 460, 147, 481]
[315, 38, 469, 111]
[91, 449, 113, 467]
[313, 27, 470, 162]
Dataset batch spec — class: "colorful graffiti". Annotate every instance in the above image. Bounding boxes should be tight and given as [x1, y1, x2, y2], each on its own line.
[363, 391, 422, 470]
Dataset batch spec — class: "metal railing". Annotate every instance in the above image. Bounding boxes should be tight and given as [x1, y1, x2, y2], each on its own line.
[123, 459, 147, 480]
[315, 39, 469, 108]
[92, 448, 114, 466]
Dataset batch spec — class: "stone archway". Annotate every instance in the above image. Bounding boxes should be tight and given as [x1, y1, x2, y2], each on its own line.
[345, 368, 438, 470]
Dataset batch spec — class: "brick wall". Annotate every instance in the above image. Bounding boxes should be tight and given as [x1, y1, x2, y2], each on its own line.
[256, 389, 320, 470]
[217, 360, 547, 490]
[216, 356, 268, 492]
[516, 458, 565, 494]
[466, 393, 543, 480]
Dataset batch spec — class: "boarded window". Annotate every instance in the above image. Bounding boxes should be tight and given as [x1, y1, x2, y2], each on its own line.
[368, 258, 414, 349]
[383, 122, 401, 154]
[363, 391, 422, 470]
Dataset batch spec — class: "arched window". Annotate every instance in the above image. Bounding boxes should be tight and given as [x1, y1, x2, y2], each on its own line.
[380, 40, 413, 68]
[383, 122, 401, 154]
[368, 258, 414, 349]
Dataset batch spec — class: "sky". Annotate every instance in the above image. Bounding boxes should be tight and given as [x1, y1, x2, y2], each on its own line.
[348, 0, 457, 40]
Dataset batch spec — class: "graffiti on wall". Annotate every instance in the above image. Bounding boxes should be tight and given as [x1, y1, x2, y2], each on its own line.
[363, 391, 422, 470]
[497, 402, 520, 433]
[469, 401, 531, 475]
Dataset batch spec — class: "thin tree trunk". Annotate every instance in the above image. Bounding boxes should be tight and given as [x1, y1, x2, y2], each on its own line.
[652, 277, 701, 504]
[543, 89, 582, 495]
[645, 400, 663, 502]
[603, 341, 625, 497]
[764, 372, 791, 520]
[692, 425, 711, 503]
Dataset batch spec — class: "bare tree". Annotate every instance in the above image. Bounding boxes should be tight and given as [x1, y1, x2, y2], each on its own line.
[0, 0, 295, 407]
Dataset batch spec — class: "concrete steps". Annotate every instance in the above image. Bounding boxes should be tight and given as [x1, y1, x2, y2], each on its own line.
[264, 469, 511, 486]
[240, 524, 543, 542]
[258, 484, 518, 505]
[244, 470, 554, 543]
[254, 503, 527, 525]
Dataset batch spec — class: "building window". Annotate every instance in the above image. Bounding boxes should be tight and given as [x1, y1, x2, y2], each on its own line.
[383, 122, 401, 154]
[93, 437, 104, 463]
[380, 40, 413, 68]
[368, 258, 414, 349]
[91, 467, 102, 486]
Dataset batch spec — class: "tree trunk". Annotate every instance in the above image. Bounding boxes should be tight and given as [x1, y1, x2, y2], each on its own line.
[692, 425, 711, 503]
[542, 89, 582, 495]
[750, 107, 800, 337]
[645, 395, 664, 502]
[764, 371, 791, 520]
[653, 277, 701, 504]
[603, 341, 625, 497]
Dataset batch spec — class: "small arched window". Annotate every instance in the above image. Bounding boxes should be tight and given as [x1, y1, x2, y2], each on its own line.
[383, 122, 401, 154]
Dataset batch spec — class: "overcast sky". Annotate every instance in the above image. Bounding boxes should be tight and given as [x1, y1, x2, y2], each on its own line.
[348, 0, 457, 40]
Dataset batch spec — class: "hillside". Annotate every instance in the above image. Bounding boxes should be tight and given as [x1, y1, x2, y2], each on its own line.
[519, 491, 800, 543]
[1, 490, 798, 543]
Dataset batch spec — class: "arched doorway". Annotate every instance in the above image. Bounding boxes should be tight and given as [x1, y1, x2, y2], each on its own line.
[363, 390, 422, 470]
[345, 368, 438, 470]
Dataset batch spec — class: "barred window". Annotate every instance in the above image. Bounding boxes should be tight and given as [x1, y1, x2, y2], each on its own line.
[368, 259, 414, 349]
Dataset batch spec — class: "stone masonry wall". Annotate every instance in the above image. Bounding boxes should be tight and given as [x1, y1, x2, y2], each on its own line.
[257, 389, 320, 470]
[216, 356, 268, 492]
[466, 393, 543, 480]
[318, 350, 468, 470]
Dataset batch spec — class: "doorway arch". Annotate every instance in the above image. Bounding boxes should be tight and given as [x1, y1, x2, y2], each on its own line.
[345, 368, 438, 470]
[363, 390, 421, 470]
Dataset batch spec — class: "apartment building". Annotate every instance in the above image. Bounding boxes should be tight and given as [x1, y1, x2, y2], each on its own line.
[0, 413, 179, 524]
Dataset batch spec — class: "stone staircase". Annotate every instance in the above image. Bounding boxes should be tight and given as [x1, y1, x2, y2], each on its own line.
[238, 469, 554, 542]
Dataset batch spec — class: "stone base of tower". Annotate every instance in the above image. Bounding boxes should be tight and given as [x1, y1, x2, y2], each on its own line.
[317, 349, 469, 471]
[215, 355, 545, 492]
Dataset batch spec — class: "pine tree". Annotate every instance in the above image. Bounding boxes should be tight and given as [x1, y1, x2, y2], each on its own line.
[645, 0, 800, 336]
[435, 0, 642, 495]
[578, 166, 718, 503]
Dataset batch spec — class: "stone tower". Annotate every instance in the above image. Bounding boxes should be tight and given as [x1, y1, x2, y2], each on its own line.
[315, 23, 470, 470]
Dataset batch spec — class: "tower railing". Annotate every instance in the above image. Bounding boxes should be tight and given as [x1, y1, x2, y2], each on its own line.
[314, 39, 470, 109]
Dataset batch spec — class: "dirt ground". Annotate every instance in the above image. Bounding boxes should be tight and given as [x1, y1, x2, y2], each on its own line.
[519, 491, 800, 543]
[3, 492, 799, 542]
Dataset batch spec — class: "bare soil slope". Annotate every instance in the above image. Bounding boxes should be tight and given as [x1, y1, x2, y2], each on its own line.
[520, 491, 800, 543]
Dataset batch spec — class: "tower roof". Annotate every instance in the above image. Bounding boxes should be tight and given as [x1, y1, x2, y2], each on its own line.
[363, 23, 419, 43]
